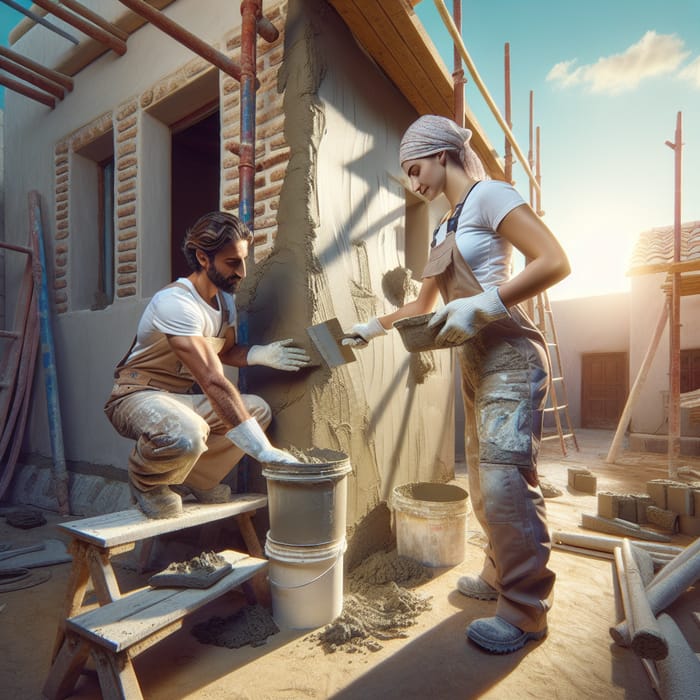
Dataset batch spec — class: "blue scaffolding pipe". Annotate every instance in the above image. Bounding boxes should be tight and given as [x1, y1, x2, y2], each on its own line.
[29, 190, 70, 515]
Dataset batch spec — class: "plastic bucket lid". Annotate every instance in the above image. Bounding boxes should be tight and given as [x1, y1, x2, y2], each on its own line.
[392, 482, 469, 519]
[262, 448, 351, 482]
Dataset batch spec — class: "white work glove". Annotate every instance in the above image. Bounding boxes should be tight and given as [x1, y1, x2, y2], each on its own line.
[428, 287, 509, 345]
[247, 339, 311, 371]
[226, 418, 298, 464]
[341, 317, 387, 348]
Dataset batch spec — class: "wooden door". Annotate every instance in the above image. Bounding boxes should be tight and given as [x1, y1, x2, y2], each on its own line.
[581, 352, 628, 429]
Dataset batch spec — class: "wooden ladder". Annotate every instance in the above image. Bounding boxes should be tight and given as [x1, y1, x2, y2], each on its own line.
[535, 291, 579, 455]
[0, 240, 39, 499]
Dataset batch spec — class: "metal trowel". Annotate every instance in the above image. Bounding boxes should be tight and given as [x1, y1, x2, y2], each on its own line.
[306, 318, 357, 368]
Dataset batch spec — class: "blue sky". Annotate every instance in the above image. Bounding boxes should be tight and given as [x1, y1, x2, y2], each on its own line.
[415, 0, 700, 298]
[1, 2, 699, 299]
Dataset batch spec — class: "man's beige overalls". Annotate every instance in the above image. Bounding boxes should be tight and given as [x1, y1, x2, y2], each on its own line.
[422, 198, 555, 633]
[104, 284, 271, 493]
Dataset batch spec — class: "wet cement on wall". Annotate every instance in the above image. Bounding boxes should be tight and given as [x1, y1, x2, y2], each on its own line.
[237, 0, 455, 569]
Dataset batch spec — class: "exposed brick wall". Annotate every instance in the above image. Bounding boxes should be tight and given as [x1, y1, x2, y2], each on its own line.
[53, 141, 70, 313]
[114, 100, 139, 299]
[52, 0, 289, 311]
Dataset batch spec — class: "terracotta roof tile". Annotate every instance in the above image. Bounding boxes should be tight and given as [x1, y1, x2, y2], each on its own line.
[628, 221, 700, 271]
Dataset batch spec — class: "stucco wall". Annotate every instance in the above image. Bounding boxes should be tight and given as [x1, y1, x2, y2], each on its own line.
[5, 0, 456, 539]
[630, 275, 700, 435]
[549, 293, 630, 428]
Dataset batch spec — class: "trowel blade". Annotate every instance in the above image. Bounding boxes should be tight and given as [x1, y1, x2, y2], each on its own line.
[306, 318, 356, 368]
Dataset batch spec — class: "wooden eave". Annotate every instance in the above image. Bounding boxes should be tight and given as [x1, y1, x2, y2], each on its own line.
[326, 0, 504, 179]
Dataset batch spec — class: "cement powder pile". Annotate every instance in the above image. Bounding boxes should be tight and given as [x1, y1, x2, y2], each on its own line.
[309, 549, 433, 654]
[191, 604, 279, 649]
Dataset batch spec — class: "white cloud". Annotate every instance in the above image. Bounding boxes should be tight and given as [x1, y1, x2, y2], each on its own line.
[679, 55, 700, 88]
[546, 31, 691, 94]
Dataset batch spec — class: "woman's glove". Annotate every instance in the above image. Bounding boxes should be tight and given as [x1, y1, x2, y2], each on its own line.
[226, 418, 298, 464]
[341, 317, 387, 348]
[428, 287, 509, 345]
[247, 339, 311, 371]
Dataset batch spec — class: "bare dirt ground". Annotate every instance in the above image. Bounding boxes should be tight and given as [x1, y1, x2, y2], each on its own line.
[1, 429, 698, 699]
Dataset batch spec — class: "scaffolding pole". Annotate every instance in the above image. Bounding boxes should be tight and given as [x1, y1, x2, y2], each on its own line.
[665, 111, 683, 476]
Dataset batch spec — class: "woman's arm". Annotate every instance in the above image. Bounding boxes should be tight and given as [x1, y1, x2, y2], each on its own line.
[494, 204, 570, 307]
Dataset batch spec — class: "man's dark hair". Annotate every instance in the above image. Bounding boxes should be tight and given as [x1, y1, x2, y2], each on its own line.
[182, 211, 253, 271]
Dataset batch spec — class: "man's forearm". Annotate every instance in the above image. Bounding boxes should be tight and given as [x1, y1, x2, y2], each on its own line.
[218, 344, 250, 367]
[200, 375, 251, 427]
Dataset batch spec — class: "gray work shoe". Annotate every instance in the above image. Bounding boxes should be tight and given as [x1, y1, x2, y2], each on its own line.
[173, 483, 232, 504]
[130, 483, 183, 519]
[467, 616, 547, 654]
[456, 575, 498, 600]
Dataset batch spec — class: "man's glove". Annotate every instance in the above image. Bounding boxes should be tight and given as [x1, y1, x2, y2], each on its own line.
[428, 287, 509, 345]
[341, 317, 387, 348]
[226, 418, 298, 464]
[247, 339, 311, 371]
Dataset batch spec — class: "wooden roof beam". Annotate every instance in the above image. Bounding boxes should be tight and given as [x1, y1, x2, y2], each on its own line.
[31, 0, 127, 56]
[117, 0, 243, 82]
[58, 0, 129, 42]
[0, 73, 55, 108]
[0, 54, 66, 99]
[0, 46, 73, 91]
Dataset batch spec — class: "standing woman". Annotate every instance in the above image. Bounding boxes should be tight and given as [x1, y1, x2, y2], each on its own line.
[344, 114, 570, 654]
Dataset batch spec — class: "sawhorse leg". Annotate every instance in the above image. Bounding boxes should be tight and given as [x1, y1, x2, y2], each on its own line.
[235, 511, 270, 607]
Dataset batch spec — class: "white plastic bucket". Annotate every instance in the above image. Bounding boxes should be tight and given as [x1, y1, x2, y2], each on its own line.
[262, 449, 351, 546]
[265, 535, 346, 630]
[392, 482, 469, 567]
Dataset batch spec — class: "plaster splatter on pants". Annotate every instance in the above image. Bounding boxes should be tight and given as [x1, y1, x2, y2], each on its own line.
[106, 389, 271, 491]
[460, 332, 555, 633]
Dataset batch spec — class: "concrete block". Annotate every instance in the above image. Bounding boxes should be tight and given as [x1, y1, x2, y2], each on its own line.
[568, 467, 590, 489]
[667, 484, 693, 515]
[633, 494, 653, 524]
[615, 495, 637, 523]
[646, 479, 669, 509]
[574, 472, 597, 495]
[679, 515, 700, 536]
[597, 491, 618, 519]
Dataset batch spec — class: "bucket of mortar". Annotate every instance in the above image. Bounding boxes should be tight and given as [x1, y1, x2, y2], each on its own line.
[392, 482, 469, 567]
[262, 449, 351, 546]
[265, 534, 346, 629]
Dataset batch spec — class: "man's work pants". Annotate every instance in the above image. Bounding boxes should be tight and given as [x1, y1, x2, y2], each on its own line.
[107, 390, 271, 492]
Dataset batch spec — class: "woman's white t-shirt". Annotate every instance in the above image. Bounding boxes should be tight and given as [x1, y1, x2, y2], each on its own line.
[431, 180, 526, 290]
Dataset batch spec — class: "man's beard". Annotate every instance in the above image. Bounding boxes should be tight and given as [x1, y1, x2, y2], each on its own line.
[207, 266, 240, 294]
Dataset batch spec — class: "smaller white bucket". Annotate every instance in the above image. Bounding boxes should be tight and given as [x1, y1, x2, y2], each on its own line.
[392, 482, 469, 567]
[265, 535, 346, 630]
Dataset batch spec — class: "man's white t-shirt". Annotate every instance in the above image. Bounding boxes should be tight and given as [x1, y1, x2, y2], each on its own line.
[129, 278, 237, 360]
[431, 180, 526, 290]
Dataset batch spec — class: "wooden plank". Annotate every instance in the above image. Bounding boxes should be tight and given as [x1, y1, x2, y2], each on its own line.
[0, 257, 33, 430]
[326, 0, 435, 116]
[92, 647, 143, 700]
[0, 286, 40, 500]
[67, 551, 265, 652]
[354, 1, 452, 115]
[42, 634, 91, 700]
[58, 494, 268, 547]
